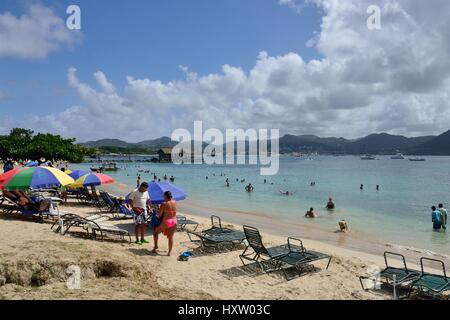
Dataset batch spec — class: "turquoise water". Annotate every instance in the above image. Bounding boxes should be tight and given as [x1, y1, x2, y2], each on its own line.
[73, 155, 450, 254]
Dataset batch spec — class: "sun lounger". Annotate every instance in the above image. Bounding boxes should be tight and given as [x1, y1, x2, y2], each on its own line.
[271, 237, 332, 280]
[407, 258, 450, 299]
[187, 229, 246, 250]
[187, 215, 234, 241]
[239, 226, 331, 275]
[187, 215, 245, 249]
[177, 215, 199, 232]
[359, 252, 421, 298]
[99, 191, 120, 214]
[52, 212, 131, 242]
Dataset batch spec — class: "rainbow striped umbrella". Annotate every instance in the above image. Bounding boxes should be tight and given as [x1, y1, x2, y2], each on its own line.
[0, 167, 74, 190]
[71, 173, 115, 187]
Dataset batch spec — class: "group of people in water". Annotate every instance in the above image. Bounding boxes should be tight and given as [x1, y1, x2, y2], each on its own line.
[431, 204, 447, 231]
[136, 173, 175, 187]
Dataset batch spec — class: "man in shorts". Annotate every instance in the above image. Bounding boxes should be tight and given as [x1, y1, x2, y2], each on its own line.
[129, 182, 151, 244]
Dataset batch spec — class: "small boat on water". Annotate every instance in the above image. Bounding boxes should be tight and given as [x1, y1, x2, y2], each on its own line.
[360, 155, 376, 160]
[90, 162, 119, 172]
[391, 152, 405, 160]
[409, 157, 426, 162]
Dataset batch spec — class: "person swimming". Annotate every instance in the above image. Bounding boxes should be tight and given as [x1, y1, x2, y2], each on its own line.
[245, 183, 254, 192]
[305, 208, 316, 218]
[326, 198, 335, 210]
[279, 190, 292, 196]
[360, 184, 364, 191]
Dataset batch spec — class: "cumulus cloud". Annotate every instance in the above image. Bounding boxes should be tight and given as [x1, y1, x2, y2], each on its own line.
[5, 0, 450, 141]
[0, 4, 81, 59]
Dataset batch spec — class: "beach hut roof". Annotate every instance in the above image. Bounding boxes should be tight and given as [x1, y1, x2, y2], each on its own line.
[158, 148, 173, 154]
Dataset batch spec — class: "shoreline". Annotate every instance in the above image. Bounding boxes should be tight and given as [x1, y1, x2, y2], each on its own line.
[103, 183, 450, 266]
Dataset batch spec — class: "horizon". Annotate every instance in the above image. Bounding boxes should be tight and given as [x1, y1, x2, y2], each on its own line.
[79, 130, 445, 145]
[1, 1, 450, 142]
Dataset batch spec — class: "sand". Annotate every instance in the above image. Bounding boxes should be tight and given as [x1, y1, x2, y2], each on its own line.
[0, 194, 398, 300]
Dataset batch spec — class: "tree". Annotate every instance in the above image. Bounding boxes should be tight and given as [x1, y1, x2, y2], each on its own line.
[0, 128, 95, 163]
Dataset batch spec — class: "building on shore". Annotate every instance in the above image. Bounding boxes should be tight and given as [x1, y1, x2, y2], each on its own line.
[157, 148, 173, 162]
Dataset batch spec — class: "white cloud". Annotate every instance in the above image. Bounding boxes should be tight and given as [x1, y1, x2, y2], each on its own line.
[0, 4, 81, 59]
[5, 0, 450, 141]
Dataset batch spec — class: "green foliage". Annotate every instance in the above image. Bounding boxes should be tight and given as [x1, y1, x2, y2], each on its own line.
[0, 128, 96, 163]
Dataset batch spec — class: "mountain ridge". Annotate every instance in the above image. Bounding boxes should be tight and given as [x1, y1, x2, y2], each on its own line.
[80, 130, 450, 155]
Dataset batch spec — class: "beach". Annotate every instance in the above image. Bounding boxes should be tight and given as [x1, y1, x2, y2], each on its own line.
[2, 177, 431, 300]
[0, 200, 390, 300]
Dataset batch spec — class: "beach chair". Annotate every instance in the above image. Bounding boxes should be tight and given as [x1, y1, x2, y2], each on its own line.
[55, 212, 131, 242]
[187, 229, 246, 251]
[118, 204, 134, 217]
[407, 258, 450, 299]
[240, 225, 298, 272]
[359, 252, 421, 298]
[271, 237, 332, 280]
[239, 225, 329, 273]
[177, 215, 199, 232]
[99, 191, 119, 214]
[186, 215, 232, 241]
[187, 215, 245, 250]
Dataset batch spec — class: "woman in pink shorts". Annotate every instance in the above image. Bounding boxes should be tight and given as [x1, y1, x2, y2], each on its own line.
[152, 191, 177, 256]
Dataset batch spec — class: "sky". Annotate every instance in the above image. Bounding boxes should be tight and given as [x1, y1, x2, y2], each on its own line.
[0, 0, 449, 142]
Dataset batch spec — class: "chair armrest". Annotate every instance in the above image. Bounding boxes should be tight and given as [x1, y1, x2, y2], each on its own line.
[287, 237, 305, 253]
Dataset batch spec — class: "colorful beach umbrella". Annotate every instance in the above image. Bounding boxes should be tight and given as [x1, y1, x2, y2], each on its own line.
[126, 181, 187, 205]
[0, 167, 74, 190]
[68, 169, 88, 180]
[72, 173, 115, 187]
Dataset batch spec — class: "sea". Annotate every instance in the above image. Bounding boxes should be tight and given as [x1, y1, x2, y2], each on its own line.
[71, 155, 450, 255]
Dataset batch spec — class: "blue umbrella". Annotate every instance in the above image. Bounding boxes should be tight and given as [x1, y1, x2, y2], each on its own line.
[68, 169, 89, 180]
[126, 181, 187, 205]
[25, 160, 39, 167]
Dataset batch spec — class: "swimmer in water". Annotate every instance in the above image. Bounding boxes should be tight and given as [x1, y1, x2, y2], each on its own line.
[360, 184, 364, 191]
[305, 208, 316, 218]
[325, 198, 335, 210]
[245, 183, 254, 192]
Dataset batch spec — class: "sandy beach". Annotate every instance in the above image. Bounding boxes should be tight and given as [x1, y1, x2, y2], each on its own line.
[0, 186, 404, 300]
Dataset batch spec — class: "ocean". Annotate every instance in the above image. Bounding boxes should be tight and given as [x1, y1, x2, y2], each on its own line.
[72, 155, 450, 255]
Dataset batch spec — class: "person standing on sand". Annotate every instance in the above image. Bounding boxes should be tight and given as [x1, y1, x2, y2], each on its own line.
[129, 182, 151, 244]
[431, 206, 443, 231]
[438, 204, 447, 230]
[152, 191, 177, 256]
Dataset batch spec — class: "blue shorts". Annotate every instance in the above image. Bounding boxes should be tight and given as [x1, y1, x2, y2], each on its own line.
[433, 223, 442, 230]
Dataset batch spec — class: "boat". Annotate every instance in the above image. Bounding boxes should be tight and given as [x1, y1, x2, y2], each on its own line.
[90, 162, 119, 172]
[360, 155, 376, 160]
[391, 152, 405, 160]
[409, 157, 426, 162]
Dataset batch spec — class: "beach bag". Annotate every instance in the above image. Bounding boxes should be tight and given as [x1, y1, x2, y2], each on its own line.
[132, 207, 144, 216]
[150, 211, 162, 228]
